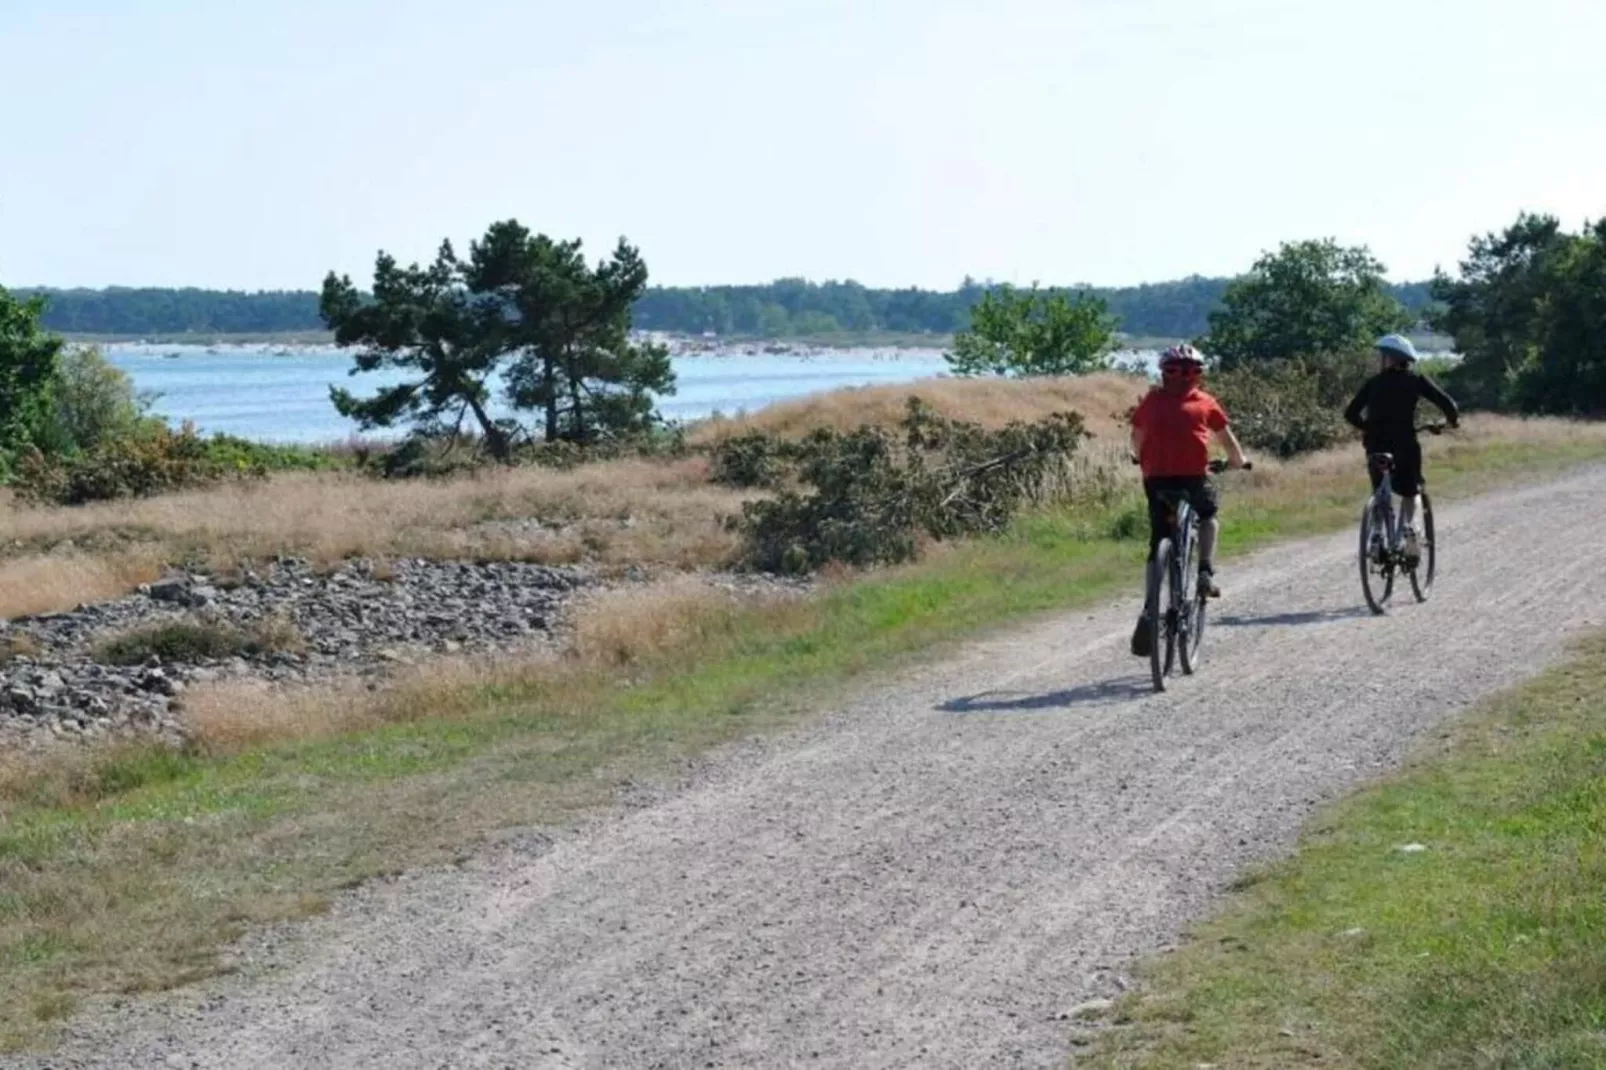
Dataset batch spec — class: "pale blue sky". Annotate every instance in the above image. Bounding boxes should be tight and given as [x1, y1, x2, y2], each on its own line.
[3, 0, 1602, 290]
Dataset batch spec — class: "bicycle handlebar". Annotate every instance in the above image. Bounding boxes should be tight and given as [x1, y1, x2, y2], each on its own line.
[1129, 454, 1253, 473]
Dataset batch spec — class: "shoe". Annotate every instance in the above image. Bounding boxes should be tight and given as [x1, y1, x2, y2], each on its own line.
[1199, 564, 1222, 599]
[1130, 615, 1153, 657]
[1401, 527, 1421, 565]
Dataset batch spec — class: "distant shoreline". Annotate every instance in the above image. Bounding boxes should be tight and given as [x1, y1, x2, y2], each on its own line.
[67, 329, 1191, 352]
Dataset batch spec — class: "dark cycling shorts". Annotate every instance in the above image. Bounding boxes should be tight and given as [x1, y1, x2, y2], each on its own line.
[1143, 476, 1218, 558]
[1367, 440, 1423, 497]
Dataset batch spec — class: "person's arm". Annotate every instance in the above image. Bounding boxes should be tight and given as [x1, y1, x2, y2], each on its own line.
[1418, 374, 1460, 427]
[1206, 398, 1248, 468]
[1343, 379, 1370, 431]
[1215, 425, 1248, 468]
[1129, 394, 1151, 462]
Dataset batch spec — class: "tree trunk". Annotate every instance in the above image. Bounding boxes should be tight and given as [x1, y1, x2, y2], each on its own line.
[543, 356, 559, 443]
[465, 393, 510, 462]
[568, 356, 586, 443]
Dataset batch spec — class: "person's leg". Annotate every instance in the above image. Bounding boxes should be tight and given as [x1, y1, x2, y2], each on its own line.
[1199, 516, 1219, 571]
[1133, 481, 1164, 655]
[1399, 493, 1420, 530]
[1395, 443, 1424, 556]
[1192, 479, 1222, 597]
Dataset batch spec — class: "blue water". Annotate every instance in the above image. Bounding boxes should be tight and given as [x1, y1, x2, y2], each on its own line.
[103, 342, 960, 444]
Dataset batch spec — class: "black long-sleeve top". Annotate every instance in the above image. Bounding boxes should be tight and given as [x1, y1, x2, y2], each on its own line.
[1343, 369, 1459, 448]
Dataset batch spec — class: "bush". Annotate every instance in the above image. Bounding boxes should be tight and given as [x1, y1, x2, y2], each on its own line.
[738, 398, 1088, 572]
[1210, 353, 1366, 459]
[93, 615, 303, 666]
[12, 421, 267, 505]
[710, 431, 792, 488]
[199, 433, 344, 474]
[50, 346, 146, 453]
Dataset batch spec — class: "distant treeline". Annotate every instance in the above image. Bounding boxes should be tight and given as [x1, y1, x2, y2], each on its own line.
[16, 277, 1436, 340]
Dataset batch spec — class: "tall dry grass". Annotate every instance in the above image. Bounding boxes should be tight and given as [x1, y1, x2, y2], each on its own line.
[176, 576, 803, 753]
[0, 550, 165, 619]
[0, 456, 748, 603]
[689, 372, 1145, 445]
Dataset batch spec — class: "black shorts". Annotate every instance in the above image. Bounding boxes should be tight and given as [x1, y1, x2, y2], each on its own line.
[1143, 476, 1219, 558]
[1367, 440, 1423, 497]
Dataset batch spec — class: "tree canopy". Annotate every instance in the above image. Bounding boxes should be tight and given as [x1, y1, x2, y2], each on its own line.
[19, 276, 1438, 343]
[1198, 239, 1413, 368]
[321, 220, 674, 455]
[945, 285, 1116, 377]
[0, 285, 65, 463]
[1431, 212, 1606, 415]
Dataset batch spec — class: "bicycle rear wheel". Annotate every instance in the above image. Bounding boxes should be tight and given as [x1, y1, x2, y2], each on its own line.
[1409, 491, 1436, 602]
[1179, 527, 1206, 675]
[1148, 539, 1177, 692]
[1359, 498, 1394, 615]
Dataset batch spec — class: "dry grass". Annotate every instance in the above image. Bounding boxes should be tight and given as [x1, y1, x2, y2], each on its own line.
[688, 372, 1145, 445]
[181, 659, 503, 752]
[0, 551, 164, 620]
[569, 575, 796, 668]
[0, 457, 748, 612]
[179, 577, 804, 753]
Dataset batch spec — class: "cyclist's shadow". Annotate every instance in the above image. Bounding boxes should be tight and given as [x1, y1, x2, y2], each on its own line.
[939, 676, 1152, 715]
[1214, 606, 1371, 628]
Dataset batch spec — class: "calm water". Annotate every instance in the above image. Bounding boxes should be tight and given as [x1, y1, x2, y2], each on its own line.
[104, 342, 1159, 444]
[103, 343, 960, 443]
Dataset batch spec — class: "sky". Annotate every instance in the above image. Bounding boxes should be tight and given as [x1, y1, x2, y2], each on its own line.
[3, 0, 1603, 291]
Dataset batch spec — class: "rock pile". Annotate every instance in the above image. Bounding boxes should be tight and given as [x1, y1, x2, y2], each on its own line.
[1, 558, 590, 746]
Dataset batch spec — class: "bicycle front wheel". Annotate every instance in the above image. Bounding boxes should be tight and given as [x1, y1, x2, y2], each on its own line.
[1409, 491, 1436, 602]
[1359, 498, 1393, 615]
[1179, 528, 1206, 675]
[1148, 539, 1177, 693]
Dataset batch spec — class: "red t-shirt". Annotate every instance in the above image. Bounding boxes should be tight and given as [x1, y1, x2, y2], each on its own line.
[1132, 386, 1229, 479]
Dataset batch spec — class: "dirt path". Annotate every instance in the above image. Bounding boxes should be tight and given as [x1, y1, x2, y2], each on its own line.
[27, 467, 1606, 1070]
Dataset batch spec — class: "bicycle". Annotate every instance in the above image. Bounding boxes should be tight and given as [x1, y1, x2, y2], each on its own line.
[1143, 458, 1251, 693]
[1358, 423, 1445, 615]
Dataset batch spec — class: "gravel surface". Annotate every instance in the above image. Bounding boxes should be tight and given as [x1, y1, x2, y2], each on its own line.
[22, 466, 1606, 1069]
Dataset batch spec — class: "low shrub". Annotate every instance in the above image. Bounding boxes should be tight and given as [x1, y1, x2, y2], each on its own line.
[199, 434, 344, 474]
[738, 398, 1088, 572]
[93, 615, 303, 666]
[12, 421, 266, 505]
[1210, 354, 1364, 459]
[709, 430, 793, 488]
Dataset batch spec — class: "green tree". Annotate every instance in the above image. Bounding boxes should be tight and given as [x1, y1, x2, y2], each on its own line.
[49, 345, 148, 452]
[946, 284, 1116, 377]
[0, 285, 65, 463]
[1200, 239, 1413, 369]
[322, 220, 674, 455]
[1431, 213, 1606, 414]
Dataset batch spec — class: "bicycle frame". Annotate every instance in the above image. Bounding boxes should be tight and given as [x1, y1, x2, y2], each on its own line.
[1367, 460, 1400, 553]
[1148, 492, 1199, 651]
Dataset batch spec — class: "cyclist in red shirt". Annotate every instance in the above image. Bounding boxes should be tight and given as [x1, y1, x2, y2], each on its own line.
[1128, 344, 1250, 656]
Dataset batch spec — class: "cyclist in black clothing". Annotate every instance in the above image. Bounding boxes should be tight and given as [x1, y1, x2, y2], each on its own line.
[1344, 333, 1459, 562]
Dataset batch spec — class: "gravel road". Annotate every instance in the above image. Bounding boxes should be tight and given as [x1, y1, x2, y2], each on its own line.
[23, 466, 1606, 1070]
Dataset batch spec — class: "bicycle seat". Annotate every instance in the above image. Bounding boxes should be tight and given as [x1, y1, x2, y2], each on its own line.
[1370, 452, 1395, 469]
[1153, 489, 1192, 506]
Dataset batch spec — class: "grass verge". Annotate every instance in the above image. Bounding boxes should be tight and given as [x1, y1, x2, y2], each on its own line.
[0, 424, 1604, 1051]
[1076, 632, 1606, 1070]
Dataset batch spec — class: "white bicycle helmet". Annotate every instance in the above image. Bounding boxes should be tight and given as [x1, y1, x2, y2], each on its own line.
[1376, 333, 1418, 362]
